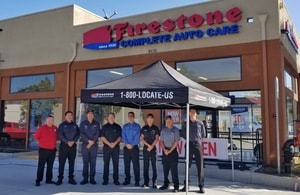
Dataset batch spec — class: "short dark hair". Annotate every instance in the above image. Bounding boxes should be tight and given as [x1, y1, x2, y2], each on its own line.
[146, 113, 154, 118]
[65, 111, 73, 116]
[86, 109, 94, 114]
[108, 112, 115, 117]
[165, 115, 172, 120]
[128, 112, 135, 117]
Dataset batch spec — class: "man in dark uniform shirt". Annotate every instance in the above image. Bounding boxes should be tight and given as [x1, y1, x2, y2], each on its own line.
[181, 108, 206, 194]
[56, 111, 80, 185]
[79, 109, 100, 185]
[100, 112, 122, 185]
[140, 113, 159, 188]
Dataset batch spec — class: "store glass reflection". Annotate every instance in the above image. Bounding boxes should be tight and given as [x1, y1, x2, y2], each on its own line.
[29, 98, 62, 149]
[3, 100, 28, 150]
[10, 73, 55, 94]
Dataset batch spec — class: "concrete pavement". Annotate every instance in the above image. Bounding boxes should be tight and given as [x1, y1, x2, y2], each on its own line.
[0, 152, 299, 195]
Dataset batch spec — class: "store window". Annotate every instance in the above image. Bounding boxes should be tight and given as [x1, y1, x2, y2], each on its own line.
[176, 57, 241, 83]
[3, 100, 29, 150]
[218, 90, 262, 134]
[284, 70, 296, 92]
[75, 98, 142, 126]
[87, 67, 133, 88]
[10, 73, 55, 93]
[286, 96, 296, 138]
[28, 98, 62, 149]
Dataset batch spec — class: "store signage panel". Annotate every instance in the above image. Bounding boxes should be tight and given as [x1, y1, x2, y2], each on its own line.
[83, 7, 242, 50]
[156, 137, 228, 160]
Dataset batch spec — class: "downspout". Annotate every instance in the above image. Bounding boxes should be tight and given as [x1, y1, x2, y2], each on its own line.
[258, 14, 270, 165]
[66, 42, 78, 111]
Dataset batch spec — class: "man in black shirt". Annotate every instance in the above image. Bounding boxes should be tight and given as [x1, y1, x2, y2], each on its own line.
[140, 113, 160, 188]
[181, 108, 206, 194]
[56, 111, 80, 185]
[100, 112, 122, 185]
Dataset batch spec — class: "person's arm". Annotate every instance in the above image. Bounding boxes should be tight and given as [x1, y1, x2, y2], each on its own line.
[200, 121, 207, 138]
[34, 127, 42, 141]
[168, 128, 180, 153]
[169, 140, 179, 154]
[92, 122, 100, 142]
[111, 125, 122, 148]
[122, 124, 129, 145]
[79, 122, 89, 144]
[182, 123, 187, 139]
[141, 133, 150, 148]
[112, 137, 121, 148]
[133, 124, 141, 145]
[58, 123, 68, 144]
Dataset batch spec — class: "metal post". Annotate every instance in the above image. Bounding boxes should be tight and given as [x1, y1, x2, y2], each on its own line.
[275, 77, 280, 175]
[230, 113, 235, 181]
[185, 104, 190, 194]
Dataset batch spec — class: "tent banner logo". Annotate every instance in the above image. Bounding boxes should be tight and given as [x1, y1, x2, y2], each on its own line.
[91, 92, 114, 98]
[83, 7, 242, 50]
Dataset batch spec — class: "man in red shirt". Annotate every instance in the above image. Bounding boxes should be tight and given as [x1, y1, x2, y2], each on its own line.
[34, 115, 58, 186]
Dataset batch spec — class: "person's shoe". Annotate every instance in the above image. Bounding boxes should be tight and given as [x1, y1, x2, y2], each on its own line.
[173, 188, 179, 193]
[122, 181, 130, 185]
[56, 179, 63, 185]
[180, 186, 186, 192]
[35, 181, 40, 186]
[159, 184, 169, 190]
[114, 181, 120, 185]
[46, 180, 56, 184]
[90, 179, 97, 185]
[80, 179, 88, 185]
[152, 184, 157, 189]
[141, 183, 149, 188]
[68, 178, 77, 185]
[135, 182, 140, 187]
[199, 187, 205, 194]
[102, 181, 108, 185]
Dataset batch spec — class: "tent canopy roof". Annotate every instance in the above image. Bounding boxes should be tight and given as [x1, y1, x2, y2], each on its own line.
[81, 60, 230, 109]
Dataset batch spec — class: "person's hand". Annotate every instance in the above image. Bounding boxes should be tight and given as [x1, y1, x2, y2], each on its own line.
[109, 142, 115, 149]
[164, 149, 169, 156]
[86, 143, 91, 149]
[88, 140, 95, 146]
[67, 141, 74, 147]
[126, 144, 133, 150]
[147, 145, 153, 152]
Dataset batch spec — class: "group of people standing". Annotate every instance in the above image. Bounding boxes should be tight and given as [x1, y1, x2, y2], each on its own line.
[33, 108, 205, 193]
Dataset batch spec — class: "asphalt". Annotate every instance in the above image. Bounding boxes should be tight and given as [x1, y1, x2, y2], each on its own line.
[0, 151, 299, 195]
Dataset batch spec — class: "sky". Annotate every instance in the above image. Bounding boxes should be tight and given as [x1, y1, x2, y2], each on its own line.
[0, 0, 299, 33]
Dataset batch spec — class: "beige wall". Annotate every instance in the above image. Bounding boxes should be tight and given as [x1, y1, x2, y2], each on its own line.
[0, 0, 298, 70]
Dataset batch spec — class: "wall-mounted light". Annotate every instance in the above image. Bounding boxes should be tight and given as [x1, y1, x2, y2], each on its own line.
[281, 29, 289, 34]
[0, 29, 3, 31]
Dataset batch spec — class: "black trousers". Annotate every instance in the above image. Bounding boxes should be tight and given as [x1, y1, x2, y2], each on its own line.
[162, 149, 179, 189]
[123, 145, 140, 183]
[143, 146, 157, 185]
[103, 144, 120, 182]
[58, 142, 77, 180]
[36, 148, 56, 182]
[185, 142, 204, 187]
[82, 144, 98, 180]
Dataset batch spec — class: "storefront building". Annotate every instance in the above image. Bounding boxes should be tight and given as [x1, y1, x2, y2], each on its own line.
[0, 0, 299, 167]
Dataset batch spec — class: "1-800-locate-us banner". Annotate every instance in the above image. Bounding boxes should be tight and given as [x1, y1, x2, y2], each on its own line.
[86, 88, 188, 103]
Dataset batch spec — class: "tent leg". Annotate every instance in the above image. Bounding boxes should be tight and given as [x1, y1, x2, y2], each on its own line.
[185, 104, 190, 194]
[230, 111, 235, 182]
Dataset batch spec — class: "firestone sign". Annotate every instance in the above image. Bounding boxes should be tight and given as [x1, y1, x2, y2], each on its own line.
[83, 7, 242, 50]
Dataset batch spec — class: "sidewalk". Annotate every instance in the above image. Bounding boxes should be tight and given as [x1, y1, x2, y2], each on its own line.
[0, 151, 298, 195]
